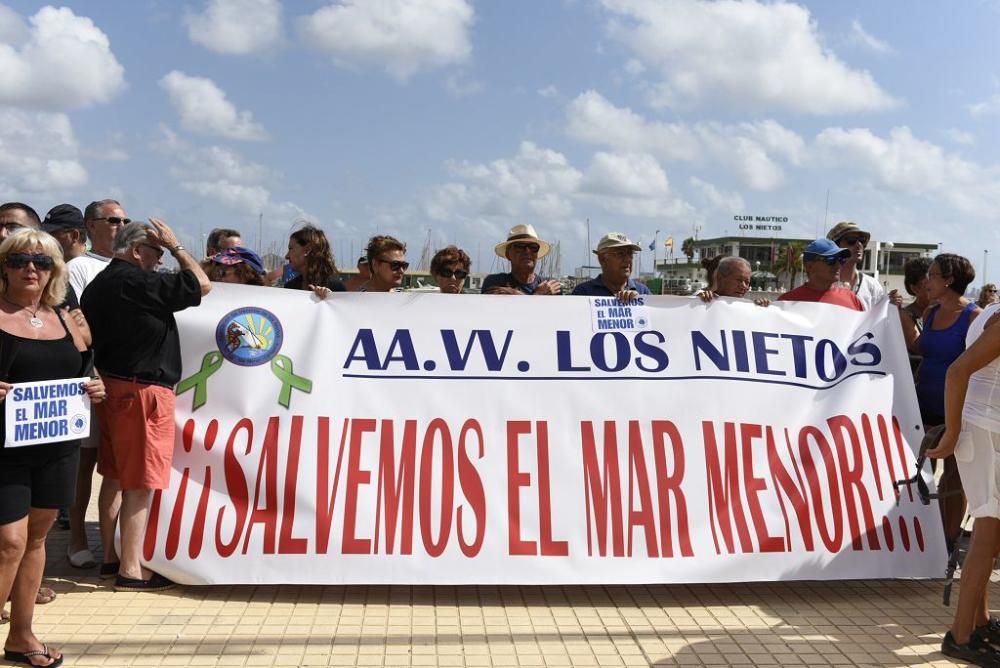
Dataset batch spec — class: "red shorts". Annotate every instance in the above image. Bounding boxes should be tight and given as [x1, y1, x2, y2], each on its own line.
[95, 376, 176, 491]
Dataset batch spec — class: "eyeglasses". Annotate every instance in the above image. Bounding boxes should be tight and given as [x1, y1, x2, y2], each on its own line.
[378, 258, 409, 272]
[804, 253, 847, 266]
[509, 243, 540, 254]
[141, 243, 164, 258]
[90, 216, 131, 225]
[0, 223, 24, 233]
[839, 236, 866, 246]
[437, 268, 469, 280]
[6, 253, 54, 270]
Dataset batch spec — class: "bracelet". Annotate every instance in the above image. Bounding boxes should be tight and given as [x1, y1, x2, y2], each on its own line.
[170, 245, 185, 255]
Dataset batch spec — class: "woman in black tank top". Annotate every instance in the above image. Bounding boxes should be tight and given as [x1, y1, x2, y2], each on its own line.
[0, 229, 105, 667]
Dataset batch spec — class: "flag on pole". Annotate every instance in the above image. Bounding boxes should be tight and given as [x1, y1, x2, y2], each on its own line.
[664, 237, 673, 248]
[648, 229, 660, 251]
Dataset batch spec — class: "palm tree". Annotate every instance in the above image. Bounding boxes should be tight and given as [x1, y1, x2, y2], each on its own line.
[772, 242, 804, 289]
[681, 236, 695, 261]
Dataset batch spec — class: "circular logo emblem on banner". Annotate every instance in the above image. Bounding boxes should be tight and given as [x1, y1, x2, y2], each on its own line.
[215, 307, 284, 367]
[70, 414, 88, 435]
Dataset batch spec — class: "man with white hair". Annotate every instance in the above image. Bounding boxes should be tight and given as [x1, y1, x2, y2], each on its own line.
[58, 199, 129, 573]
[572, 232, 650, 302]
[81, 219, 211, 591]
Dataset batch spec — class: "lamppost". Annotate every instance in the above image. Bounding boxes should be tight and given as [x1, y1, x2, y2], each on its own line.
[984, 249, 989, 285]
[883, 241, 894, 279]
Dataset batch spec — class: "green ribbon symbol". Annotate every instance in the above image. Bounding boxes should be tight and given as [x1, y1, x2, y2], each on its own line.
[270, 354, 312, 408]
[176, 351, 224, 411]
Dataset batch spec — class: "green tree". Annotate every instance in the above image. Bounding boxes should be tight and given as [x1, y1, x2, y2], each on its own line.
[772, 242, 804, 289]
[681, 236, 695, 261]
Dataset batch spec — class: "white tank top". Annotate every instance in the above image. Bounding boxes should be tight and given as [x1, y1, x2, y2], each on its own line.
[963, 302, 1000, 431]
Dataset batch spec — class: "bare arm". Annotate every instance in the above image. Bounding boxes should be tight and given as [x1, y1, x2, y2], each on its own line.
[928, 314, 1000, 458]
[148, 217, 212, 296]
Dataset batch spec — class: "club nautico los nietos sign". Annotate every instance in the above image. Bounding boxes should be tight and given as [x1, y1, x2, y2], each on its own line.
[734, 215, 787, 232]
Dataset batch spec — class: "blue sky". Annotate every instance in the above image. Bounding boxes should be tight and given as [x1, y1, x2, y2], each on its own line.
[4, 0, 1000, 280]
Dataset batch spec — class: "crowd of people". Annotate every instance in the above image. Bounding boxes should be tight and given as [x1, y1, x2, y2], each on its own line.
[0, 198, 998, 666]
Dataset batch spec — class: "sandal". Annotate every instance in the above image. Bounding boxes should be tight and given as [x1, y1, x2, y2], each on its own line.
[35, 587, 56, 605]
[3, 644, 63, 667]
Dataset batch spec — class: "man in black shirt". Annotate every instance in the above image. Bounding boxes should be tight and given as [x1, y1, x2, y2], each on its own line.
[82, 219, 211, 591]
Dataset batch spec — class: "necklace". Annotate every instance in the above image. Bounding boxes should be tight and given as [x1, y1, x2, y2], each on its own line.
[2, 295, 43, 328]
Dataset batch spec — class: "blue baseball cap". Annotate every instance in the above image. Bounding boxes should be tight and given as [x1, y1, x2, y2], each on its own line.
[210, 245, 265, 274]
[803, 238, 851, 260]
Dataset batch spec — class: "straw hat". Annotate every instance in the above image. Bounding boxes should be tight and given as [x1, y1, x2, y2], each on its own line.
[494, 224, 551, 259]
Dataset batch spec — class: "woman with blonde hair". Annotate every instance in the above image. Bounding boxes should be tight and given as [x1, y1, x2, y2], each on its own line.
[0, 229, 104, 668]
[978, 283, 998, 309]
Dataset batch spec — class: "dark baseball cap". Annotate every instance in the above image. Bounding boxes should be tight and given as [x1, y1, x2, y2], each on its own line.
[42, 204, 84, 233]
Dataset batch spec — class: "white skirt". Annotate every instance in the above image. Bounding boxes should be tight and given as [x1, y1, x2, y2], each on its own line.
[955, 421, 1000, 519]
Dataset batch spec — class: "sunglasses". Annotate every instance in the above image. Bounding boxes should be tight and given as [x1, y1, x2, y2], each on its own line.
[141, 243, 165, 258]
[437, 268, 469, 280]
[839, 236, 866, 246]
[91, 216, 131, 225]
[6, 253, 54, 270]
[379, 258, 409, 272]
[509, 243, 540, 254]
[0, 223, 24, 233]
[805, 253, 847, 266]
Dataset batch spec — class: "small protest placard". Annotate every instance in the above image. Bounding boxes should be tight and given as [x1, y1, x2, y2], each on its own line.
[588, 296, 651, 333]
[4, 377, 91, 448]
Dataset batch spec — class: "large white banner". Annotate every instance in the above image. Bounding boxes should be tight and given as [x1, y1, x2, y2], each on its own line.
[145, 285, 946, 584]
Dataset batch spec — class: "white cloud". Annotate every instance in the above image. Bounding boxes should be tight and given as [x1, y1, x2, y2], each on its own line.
[159, 71, 269, 141]
[0, 109, 87, 192]
[0, 6, 125, 110]
[623, 58, 645, 77]
[538, 84, 560, 98]
[968, 89, 1000, 117]
[944, 128, 975, 146]
[848, 19, 894, 54]
[689, 177, 744, 213]
[0, 5, 27, 44]
[600, 0, 898, 114]
[425, 141, 691, 232]
[151, 126, 309, 223]
[814, 126, 1000, 218]
[566, 90, 700, 161]
[299, 0, 473, 80]
[185, 0, 283, 54]
[566, 90, 803, 191]
[582, 152, 668, 197]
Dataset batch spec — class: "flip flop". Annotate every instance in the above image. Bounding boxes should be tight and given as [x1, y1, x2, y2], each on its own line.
[3, 644, 63, 667]
[67, 548, 96, 569]
[35, 587, 56, 605]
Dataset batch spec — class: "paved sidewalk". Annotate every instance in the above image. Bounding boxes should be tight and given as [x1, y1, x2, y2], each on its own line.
[8, 476, 978, 668]
[20, 529, 981, 668]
